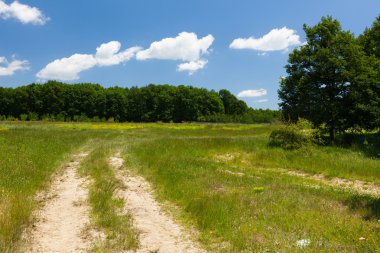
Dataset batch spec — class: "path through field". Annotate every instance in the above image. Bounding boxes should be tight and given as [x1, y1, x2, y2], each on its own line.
[286, 170, 380, 197]
[215, 153, 380, 197]
[24, 152, 93, 253]
[109, 154, 205, 253]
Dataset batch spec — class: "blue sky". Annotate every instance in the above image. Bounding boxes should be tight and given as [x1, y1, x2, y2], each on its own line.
[0, 0, 379, 109]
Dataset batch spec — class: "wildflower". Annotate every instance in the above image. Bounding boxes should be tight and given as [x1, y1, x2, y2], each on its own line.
[296, 239, 311, 248]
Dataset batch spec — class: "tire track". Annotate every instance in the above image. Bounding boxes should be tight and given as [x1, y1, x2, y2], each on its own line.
[24, 152, 93, 253]
[109, 154, 205, 253]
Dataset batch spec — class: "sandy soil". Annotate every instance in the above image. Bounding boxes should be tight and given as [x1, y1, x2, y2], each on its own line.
[286, 170, 380, 197]
[23, 153, 93, 253]
[108, 155, 206, 253]
[215, 152, 380, 197]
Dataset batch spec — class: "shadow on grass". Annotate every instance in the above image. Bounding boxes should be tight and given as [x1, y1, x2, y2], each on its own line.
[336, 132, 380, 159]
[344, 195, 380, 220]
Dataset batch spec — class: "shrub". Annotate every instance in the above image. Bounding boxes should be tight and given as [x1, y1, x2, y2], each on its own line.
[92, 116, 101, 122]
[269, 119, 319, 150]
[20, 114, 28, 121]
[55, 113, 66, 122]
[41, 114, 54, 121]
[269, 127, 308, 150]
[28, 112, 39, 121]
[6, 115, 16, 121]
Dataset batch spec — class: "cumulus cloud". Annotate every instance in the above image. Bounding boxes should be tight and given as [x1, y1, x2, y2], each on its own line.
[37, 41, 141, 81]
[137, 32, 214, 74]
[0, 56, 29, 76]
[237, 89, 267, 98]
[0, 0, 49, 25]
[177, 60, 208, 75]
[95, 41, 138, 66]
[36, 54, 96, 81]
[230, 27, 301, 52]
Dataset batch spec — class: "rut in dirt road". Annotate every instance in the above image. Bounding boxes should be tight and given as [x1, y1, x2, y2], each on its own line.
[23, 152, 94, 253]
[109, 154, 206, 253]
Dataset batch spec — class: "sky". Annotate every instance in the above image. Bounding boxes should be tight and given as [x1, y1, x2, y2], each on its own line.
[0, 1, 379, 109]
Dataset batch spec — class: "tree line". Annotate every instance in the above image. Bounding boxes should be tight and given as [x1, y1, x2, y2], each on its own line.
[279, 15, 380, 141]
[0, 81, 280, 123]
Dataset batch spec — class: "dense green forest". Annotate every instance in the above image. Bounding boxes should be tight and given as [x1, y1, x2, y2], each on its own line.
[0, 81, 280, 123]
[279, 15, 380, 140]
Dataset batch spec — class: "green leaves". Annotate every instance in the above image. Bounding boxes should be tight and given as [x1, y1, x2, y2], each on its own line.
[279, 15, 380, 140]
[0, 83, 237, 123]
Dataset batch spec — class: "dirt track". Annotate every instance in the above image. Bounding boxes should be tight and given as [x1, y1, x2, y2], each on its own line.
[22, 152, 205, 253]
[23, 153, 92, 253]
[109, 154, 205, 253]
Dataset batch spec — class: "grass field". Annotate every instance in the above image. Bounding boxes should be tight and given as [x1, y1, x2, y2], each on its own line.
[0, 125, 108, 251]
[0, 122, 379, 252]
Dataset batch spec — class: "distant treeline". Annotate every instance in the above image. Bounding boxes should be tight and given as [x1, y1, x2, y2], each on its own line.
[0, 81, 280, 123]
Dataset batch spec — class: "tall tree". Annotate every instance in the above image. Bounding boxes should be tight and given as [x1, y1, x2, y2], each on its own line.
[358, 15, 380, 58]
[279, 16, 371, 141]
[354, 15, 380, 129]
[219, 89, 248, 115]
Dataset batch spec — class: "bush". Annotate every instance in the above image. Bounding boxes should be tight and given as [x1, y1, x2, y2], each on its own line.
[269, 119, 319, 150]
[20, 114, 28, 121]
[28, 112, 39, 121]
[6, 115, 16, 121]
[269, 127, 308, 150]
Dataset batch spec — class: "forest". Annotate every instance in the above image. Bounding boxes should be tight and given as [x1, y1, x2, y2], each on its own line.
[0, 81, 280, 123]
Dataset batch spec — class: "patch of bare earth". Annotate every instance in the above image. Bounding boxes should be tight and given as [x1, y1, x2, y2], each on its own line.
[218, 169, 245, 177]
[108, 154, 206, 253]
[214, 153, 236, 162]
[23, 152, 95, 253]
[286, 170, 380, 197]
[215, 152, 380, 197]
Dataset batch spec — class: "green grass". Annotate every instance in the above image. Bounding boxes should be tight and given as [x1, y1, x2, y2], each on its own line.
[214, 137, 380, 183]
[0, 126, 105, 252]
[124, 129, 380, 252]
[78, 140, 138, 252]
[0, 122, 379, 252]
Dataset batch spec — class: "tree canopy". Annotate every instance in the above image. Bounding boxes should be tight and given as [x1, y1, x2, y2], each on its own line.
[279, 15, 380, 141]
[0, 82, 280, 123]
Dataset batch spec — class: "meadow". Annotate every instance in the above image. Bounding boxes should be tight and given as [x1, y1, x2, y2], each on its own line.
[0, 122, 379, 252]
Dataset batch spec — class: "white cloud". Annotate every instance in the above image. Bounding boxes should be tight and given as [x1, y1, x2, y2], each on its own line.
[237, 89, 267, 98]
[36, 54, 96, 81]
[0, 56, 29, 76]
[0, 0, 48, 25]
[136, 32, 214, 74]
[95, 41, 138, 66]
[37, 41, 141, 81]
[255, 99, 269, 103]
[230, 27, 301, 52]
[177, 60, 207, 75]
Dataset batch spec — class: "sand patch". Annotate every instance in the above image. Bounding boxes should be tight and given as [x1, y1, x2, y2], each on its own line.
[23, 152, 94, 253]
[218, 169, 245, 177]
[214, 153, 236, 162]
[286, 170, 380, 197]
[109, 154, 206, 253]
